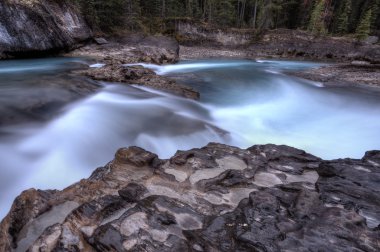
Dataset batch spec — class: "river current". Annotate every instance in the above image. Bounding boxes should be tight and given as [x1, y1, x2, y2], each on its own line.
[1, 58, 380, 218]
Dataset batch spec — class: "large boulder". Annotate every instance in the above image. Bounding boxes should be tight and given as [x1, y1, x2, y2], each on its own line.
[1, 143, 379, 251]
[0, 0, 92, 58]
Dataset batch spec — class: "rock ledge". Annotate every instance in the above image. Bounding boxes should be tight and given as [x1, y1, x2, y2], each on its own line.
[1, 143, 379, 251]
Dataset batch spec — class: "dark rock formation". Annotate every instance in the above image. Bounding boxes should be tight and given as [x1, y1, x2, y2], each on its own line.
[69, 35, 200, 99]
[0, 0, 92, 58]
[0, 73, 101, 127]
[1, 143, 379, 251]
[77, 65, 200, 100]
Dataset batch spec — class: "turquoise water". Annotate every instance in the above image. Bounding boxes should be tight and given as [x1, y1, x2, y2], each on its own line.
[1, 58, 380, 219]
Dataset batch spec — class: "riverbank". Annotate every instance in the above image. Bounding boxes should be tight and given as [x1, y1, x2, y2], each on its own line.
[179, 45, 380, 90]
[1, 143, 379, 251]
[289, 63, 380, 89]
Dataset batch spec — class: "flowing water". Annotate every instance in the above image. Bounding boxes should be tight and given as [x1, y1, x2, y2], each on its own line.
[1, 58, 380, 218]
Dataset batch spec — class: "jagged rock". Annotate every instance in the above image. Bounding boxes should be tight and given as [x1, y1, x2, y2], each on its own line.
[69, 35, 200, 99]
[0, 144, 379, 251]
[76, 64, 200, 100]
[115, 147, 158, 167]
[0, 0, 92, 58]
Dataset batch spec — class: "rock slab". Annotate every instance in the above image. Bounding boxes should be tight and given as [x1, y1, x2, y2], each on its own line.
[0, 143, 379, 251]
[0, 0, 92, 58]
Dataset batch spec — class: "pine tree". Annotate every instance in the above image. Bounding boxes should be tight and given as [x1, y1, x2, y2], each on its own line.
[356, 9, 372, 40]
[371, 0, 379, 31]
[336, 0, 351, 34]
[308, 0, 327, 35]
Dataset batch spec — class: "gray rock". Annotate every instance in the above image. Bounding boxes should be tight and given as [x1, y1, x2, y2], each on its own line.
[1, 144, 379, 251]
[94, 37, 109, 45]
[364, 36, 379, 45]
[0, 0, 92, 58]
[351, 60, 371, 66]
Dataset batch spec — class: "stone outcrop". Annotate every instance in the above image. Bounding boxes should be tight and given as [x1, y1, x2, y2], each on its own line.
[69, 34, 200, 99]
[68, 34, 180, 65]
[248, 29, 380, 63]
[1, 143, 379, 251]
[0, 0, 92, 58]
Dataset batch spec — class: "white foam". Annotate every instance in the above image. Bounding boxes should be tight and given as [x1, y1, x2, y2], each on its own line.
[89, 63, 106, 68]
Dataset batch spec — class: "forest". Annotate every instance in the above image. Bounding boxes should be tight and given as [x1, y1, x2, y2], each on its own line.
[74, 0, 380, 39]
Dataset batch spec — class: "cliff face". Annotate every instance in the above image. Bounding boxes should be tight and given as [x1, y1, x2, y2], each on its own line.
[0, 0, 92, 58]
[1, 143, 379, 251]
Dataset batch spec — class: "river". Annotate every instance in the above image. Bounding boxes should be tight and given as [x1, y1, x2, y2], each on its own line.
[1, 58, 380, 218]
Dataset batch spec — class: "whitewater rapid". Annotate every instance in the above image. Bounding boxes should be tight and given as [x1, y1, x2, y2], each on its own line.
[1, 58, 380, 218]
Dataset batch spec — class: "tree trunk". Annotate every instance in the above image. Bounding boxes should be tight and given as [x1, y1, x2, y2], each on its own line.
[162, 0, 166, 18]
[240, 0, 246, 27]
[253, 0, 258, 29]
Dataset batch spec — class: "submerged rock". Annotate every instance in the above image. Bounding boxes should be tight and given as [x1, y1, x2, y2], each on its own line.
[0, 0, 92, 58]
[0, 143, 379, 251]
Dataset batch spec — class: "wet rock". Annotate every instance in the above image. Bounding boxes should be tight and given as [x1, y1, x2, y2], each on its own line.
[0, 0, 92, 59]
[114, 147, 158, 167]
[317, 159, 380, 229]
[1, 143, 379, 251]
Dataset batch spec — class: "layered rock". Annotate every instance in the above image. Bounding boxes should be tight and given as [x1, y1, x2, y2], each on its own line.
[0, 0, 92, 58]
[1, 143, 379, 251]
[69, 35, 199, 99]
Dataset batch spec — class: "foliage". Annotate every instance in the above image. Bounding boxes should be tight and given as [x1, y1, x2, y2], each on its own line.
[72, 0, 379, 35]
[308, 0, 327, 35]
[336, 0, 351, 34]
[356, 9, 372, 40]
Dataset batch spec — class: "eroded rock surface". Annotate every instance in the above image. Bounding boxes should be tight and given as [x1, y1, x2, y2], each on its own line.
[0, 0, 92, 58]
[69, 35, 199, 99]
[0, 143, 379, 251]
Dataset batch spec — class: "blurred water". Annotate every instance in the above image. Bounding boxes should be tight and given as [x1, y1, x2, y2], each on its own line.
[1, 58, 380, 219]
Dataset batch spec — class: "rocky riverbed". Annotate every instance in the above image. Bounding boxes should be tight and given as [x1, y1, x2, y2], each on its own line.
[0, 143, 379, 251]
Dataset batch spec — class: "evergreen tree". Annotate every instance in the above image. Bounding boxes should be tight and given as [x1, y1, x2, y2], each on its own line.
[213, 0, 235, 26]
[308, 0, 327, 35]
[371, 0, 379, 30]
[336, 0, 351, 34]
[356, 9, 372, 40]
